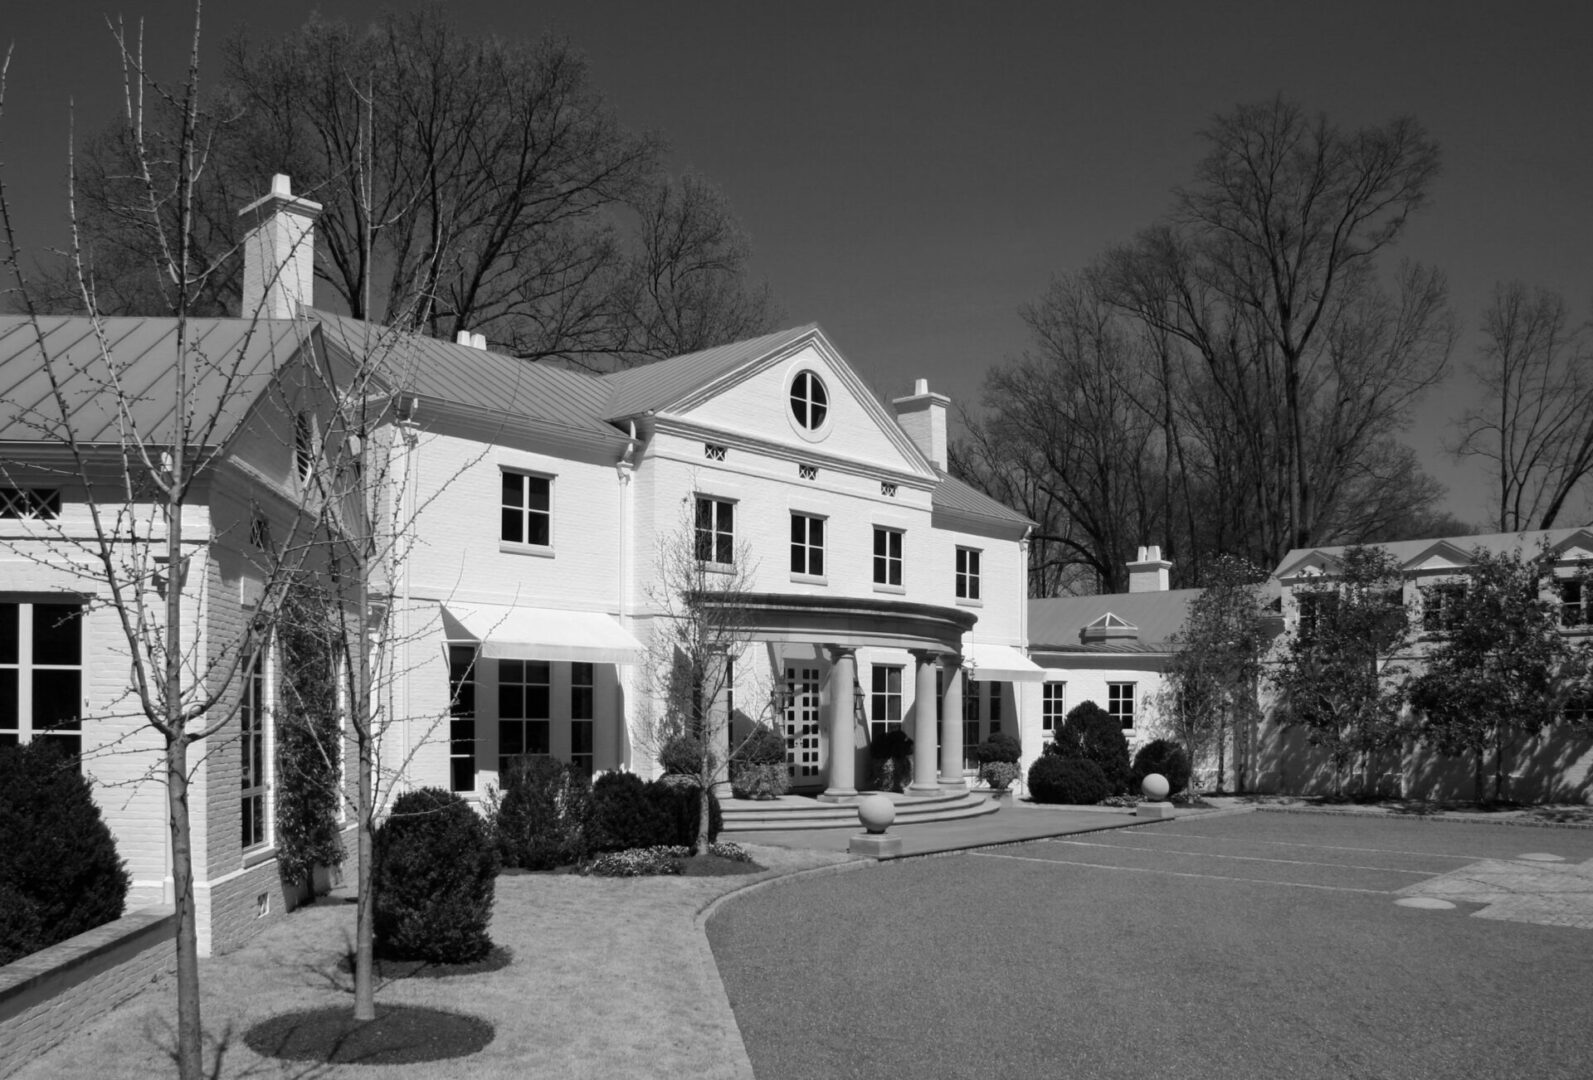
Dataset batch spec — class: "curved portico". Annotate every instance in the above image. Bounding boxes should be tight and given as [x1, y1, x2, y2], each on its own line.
[691, 591, 977, 800]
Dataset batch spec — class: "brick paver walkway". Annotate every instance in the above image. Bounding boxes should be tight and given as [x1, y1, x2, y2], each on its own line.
[1399, 855, 1593, 929]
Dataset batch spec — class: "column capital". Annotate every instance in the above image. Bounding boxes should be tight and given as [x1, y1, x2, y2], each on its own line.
[824, 644, 858, 662]
[939, 651, 964, 670]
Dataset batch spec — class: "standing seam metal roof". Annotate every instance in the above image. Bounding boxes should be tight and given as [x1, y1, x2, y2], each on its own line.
[599, 324, 820, 420]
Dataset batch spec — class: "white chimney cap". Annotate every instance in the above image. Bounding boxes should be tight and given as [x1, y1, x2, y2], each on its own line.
[270, 173, 293, 198]
[455, 330, 473, 346]
[913, 378, 928, 395]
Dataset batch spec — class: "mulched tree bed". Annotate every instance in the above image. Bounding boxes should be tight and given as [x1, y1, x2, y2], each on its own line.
[336, 945, 513, 980]
[244, 1004, 494, 1065]
[676, 853, 766, 877]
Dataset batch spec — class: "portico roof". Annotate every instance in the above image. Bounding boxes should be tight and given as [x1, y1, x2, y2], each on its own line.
[688, 591, 977, 654]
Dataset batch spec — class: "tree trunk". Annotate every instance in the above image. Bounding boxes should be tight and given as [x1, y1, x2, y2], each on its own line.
[166, 737, 203, 1080]
[354, 559, 377, 1022]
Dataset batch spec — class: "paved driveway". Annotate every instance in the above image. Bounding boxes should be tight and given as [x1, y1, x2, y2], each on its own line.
[707, 813, 1593, 1080]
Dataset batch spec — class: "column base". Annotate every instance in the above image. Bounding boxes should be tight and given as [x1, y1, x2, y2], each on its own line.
[937, 775, 968, 794]
[907, 781, 943, 797]
[818, 787, 859, 803]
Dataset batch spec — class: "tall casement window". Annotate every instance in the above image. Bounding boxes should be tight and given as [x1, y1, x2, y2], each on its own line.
[1107, 682, 1135, 731]
[0, 488, 61, 520]
[0, 601, 84, 758]
[790, 513, 825, 578]
[955, 547, 981, 600]
[501, 470, 551, 547]
[873, 527, 903, 587]
[789, 370, 828, 430]
[499, 660, 551, 773]
[695, 497, 735, 566]
[448, 646, 478, 792]
[962, 673, 979, 769]
[1042, 682, 1066, 736]
[988, 681, 1003, 734]
[570, 662, 595, 777]
[869, 665, 903, 741]
[240, 650, 268, 851]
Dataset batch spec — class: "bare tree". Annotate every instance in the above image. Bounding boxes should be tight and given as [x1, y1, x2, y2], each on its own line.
[1454, 282, 1593, 531]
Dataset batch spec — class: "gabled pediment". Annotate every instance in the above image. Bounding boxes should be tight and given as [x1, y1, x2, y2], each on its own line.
[1276, 550, 1344, 581]
[1402, 539, 1473, 573]
[1549, 529, 1593, 564]
[1081, 612, 1139, 643]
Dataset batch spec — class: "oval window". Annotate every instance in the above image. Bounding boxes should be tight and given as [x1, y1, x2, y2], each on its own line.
[790, 370, 828, 430]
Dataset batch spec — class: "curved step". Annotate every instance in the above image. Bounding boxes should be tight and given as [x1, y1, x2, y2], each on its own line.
[720, 792, 1003, 831]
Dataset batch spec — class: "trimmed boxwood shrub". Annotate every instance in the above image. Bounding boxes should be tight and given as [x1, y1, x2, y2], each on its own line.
[1047, 701, 1132, 795]
[0, 740, 129, 965]
[1027, 755, 1110, 805]
[869, 728, 914, 792]
[489, 757, 593, 870]
[730, 725, 790, 799]
[974, 731, 1021, 765]
[659, 733, 711, 777]
[374, 788, 498, 963]
[589, 772, 723, 854]
[1131, 739, 1192, 796]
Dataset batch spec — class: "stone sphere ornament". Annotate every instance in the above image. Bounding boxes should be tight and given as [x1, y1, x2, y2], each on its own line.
[1141, 773, 1170, 801]
[858, 794, 896, 834]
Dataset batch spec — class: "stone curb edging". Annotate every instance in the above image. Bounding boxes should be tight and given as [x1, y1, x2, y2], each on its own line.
[1251, 804, 1593, 830]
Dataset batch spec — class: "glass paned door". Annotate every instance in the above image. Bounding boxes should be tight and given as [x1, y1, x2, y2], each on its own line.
[783, 666, 821, 781]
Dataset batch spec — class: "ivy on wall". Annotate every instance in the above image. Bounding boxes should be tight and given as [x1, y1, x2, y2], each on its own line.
[275, 582, 347, 891]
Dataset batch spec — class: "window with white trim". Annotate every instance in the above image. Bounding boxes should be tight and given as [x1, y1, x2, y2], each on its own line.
[695, 497, 735, 566]
[988, 681, 1003, 734]
[501, 470, 551, 547]
[240, 649, 269, 850]
[1107, 682, 1135, 731]
[0, 488, 61, 520]
[498, 659, 551, 772]
[1420, 583, 1465, 633]
[448, 646, 477, 792]
[956, 547, 981, 600]
[790, 370, 828, 430]
[873, 527, 903, 587]
[0, 600, 83, 759]
[869, 665, 902, 741]
[1561, 579, 1589, 627]
[1042, 682, 1066, 736]
[790, 513, 825, 578]
[570, 662, 595, 777]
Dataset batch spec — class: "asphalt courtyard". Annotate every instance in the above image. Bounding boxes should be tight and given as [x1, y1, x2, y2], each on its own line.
[707, 812, 1593, 1080]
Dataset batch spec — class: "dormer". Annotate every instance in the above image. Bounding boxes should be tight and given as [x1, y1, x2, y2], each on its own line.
[1275, 550, 1344, 583]
[1402, 539, 1473, 576]
[1081, 612, 1139, 644]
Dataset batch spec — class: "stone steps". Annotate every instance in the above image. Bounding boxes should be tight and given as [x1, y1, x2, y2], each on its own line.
[719, 791, 1002, 831]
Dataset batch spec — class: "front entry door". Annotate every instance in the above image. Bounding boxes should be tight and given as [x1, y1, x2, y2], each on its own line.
[783, 665, 822, 786]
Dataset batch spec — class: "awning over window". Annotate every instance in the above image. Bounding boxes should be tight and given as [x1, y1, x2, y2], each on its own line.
[441, 603, 645, 665]
[963, 642, 1046, 683]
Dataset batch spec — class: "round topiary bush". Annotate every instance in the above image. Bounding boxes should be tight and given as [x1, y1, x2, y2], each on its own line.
[1027, 755, 1110, 805]
[374, 788, 498, 964]
[1131, 739, 1192, 796]
[1048, 701, 1132, 795]
[489, 757, 593, 870]
[0, 740, 129, 964]
[974, 731, 1021, 764]
[659, 733, 711, 777]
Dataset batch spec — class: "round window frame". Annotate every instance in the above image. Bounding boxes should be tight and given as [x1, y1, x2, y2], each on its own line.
[784, 365, 833, 443]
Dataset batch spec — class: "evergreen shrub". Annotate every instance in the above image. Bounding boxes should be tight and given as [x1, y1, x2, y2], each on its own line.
[1047, 701, 1132, 794]
[1027, 755, 1110, 805]
[659, 733, 711, 777]
[974, 731, 1022, 764]
[1131, 739, 1192, 796]
[589, 772, 722, 853]
[0, 741, 129, 965]
[275, 588, 346, 894]
[730, 724, 790, 799]
[374, 788, 498, 963]
[489, 757, 593, 870]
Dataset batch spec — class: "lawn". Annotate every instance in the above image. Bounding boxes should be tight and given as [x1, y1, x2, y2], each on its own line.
[13, 844, 857, 1080]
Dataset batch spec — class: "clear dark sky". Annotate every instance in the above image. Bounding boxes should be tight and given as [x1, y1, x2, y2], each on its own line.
[4, 1, 1591, 528]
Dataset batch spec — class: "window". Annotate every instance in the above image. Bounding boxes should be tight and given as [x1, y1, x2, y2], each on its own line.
[1297, 590, 1338, 641]
[1042, 682, 1066, 735]
[501, 471, 551, 547]
[294, 413, 315, 486]
[988, 681, 1003, 734]
[1564, 692, 1593, 724]
[695, 497, 735, 566]
[1420, 583, 1465, 633]
[570, 662, 594, 777]
[498, 659, 550, 773]
[790, 513, 825, 578]
[963, 673, 979, 769]
[0, 601, 83, 758]
[447, 646, 477, 792]
[1561, 580, 1589, 628]
[956, 547, 981, 601]
[869, 665, 902, 741]
[240, 650, 268, 850]
[0, 488, 61, 519]
[873, 527, 903, 587]
[789, 370, 828, 430]
[1107, 682, 1135, 731]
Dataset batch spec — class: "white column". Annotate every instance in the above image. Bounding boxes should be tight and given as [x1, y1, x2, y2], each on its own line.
[939, 655, 966, 792]
[821, 647, 857, 799]
[909, 651, 941, 795]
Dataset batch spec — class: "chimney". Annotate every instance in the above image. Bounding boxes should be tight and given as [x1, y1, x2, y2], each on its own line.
[238, 174, 321, 319]
[1127, 544, 1172, 593]
[892, 378, 949, 470]
[454, 331, 488, 350]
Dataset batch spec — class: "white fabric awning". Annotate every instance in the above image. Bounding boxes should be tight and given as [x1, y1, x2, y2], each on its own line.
[964, 642, 1047, 683]
[441, 603, 645, 665]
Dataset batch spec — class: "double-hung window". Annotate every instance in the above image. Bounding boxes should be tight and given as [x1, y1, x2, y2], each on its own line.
[1421, 583, 1465, 634]
[498, 660, 551, 773]
[869, 665, 902, 741]
[791, 513, 825, 578]
[1107, 682, 1135, 731]
[955, 547, 981, 601]
[696, 497, 735, 566]
[501, 470, 551, 548]
[0, 600, 83, 759]
[1561, 580, 1589, 628]
[448, 646, 478, 792]
[1042, 682, 1066, 737]
[873, 527, 903, 588]
[240, 650, 269, 850]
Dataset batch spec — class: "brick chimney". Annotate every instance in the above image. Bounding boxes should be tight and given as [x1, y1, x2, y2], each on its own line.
[892, 378, 949, 470]
[1127, 545, 1172, 593]
[238, 174, 321, 319]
